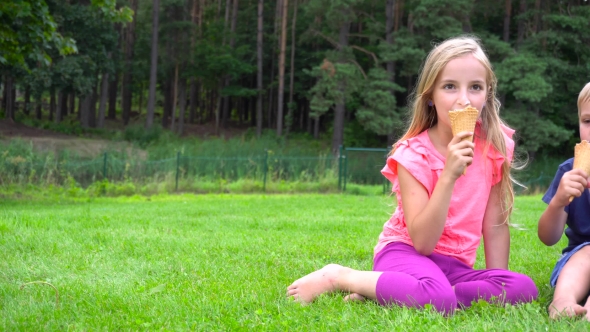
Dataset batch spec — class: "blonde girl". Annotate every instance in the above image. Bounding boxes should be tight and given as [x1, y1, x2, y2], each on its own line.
[286, 35, 537, 314]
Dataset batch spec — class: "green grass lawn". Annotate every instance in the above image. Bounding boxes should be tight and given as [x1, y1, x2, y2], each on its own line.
[0, 194, 587, 331]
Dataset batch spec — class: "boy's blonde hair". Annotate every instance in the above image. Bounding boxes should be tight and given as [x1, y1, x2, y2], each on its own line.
[578, 82, 590, 116]
[391, 35, 515, 218]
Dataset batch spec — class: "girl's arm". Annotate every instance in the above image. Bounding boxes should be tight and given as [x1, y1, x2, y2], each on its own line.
[398, 132, 474, 255]
[482, 183, 509, 269]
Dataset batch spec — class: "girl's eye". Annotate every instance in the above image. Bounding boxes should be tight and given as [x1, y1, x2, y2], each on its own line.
[471, 84, 483, 91]
[443, 84, 454, 89]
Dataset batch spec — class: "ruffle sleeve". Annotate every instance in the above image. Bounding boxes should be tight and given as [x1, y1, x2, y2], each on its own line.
[381, 134, 443, 196]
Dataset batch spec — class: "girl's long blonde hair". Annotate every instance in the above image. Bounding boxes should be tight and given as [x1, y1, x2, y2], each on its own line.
[391, 35, 516, 218]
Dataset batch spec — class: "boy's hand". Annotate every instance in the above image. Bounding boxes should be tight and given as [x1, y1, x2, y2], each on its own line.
[554, 169, 589, 207]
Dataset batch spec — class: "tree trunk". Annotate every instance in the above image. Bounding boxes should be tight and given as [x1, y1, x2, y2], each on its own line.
[162, 74, 173, 128]
[171, 63, 179, 132]
[146, 0, 160, 129]
[533, 0, 541, 33]
[215, 81, 222, 135]
[386, 0, 396, 145]
[108, 74, 118, 119]
[178, 78, 186, 135]
[222, 0, 239, 129]
[55, 91, 64, 123]
[285, 0, 298, 137]
[24, 87, 31, 115]
[138, 83, 144, 115]
[332, 20, 350, 153]
[35, 96, 42, 120]
[68, 92, 75, 116]
[121, 0, 138, 126]
[89, 85, 98, 128]
[313, 115, 320, 139]
[267, 0, 283, 130]
[503, 0, 512, 42]
[80, 94, 91, 128]
[188, 0, 198, 125]
[189, 79, 197, 124]
[517, 0, 527, 48]
[97, 72, 109, 128]
[49, 88, 56, 121]
[4, 76, 14, 120]
[276, 0, 289, 136]
[256, 0, 264, 137]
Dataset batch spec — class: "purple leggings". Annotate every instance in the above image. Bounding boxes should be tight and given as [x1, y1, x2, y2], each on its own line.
[374, 242, 538, 314]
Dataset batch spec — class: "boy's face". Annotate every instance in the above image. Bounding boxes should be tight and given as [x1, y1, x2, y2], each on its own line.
[580, 101, 590, 142]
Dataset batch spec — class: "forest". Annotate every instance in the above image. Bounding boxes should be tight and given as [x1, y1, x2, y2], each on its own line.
[1, 0, 589, 158]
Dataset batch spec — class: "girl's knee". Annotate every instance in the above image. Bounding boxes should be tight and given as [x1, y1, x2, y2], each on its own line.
[505, 273, 538, 303]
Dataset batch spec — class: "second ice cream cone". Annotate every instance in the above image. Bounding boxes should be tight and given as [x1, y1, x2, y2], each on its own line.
[569, 140, 590, 202]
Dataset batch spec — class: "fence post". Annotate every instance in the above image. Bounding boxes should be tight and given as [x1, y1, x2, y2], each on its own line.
[103, 152, 108, 180]
[338, 145, 343, 191]
[263, 149, 268, 192]
[175, 151, 180, 191]
[343, 148, 348, 192]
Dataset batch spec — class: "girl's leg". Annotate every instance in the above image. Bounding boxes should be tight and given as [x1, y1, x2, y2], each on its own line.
[286, 264, 382, 303]
[442, 255, 538, 308]
[287, 242, 457, 313]
[372, 242, 456, 313]
[551, 246, 590, 319]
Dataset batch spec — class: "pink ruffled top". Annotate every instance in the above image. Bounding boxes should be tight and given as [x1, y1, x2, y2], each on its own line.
[376, 123, 515, 267]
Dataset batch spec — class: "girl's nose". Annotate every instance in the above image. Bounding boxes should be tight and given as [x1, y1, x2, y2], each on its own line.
[458, 97, 471, 107]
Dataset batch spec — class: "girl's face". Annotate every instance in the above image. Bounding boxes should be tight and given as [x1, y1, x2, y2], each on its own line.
[579, 101, 590, 142]
[431, 53, 488, 131]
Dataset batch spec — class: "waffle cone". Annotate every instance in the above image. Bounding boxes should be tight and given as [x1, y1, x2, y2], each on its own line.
[573, 140, 590, 175]
[449, 106, 479, 142]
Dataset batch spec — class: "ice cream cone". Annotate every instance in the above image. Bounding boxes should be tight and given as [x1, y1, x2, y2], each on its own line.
[449, 106, 479, 142]
[449, 106, 479, 175]
[569, 140, 590, 202]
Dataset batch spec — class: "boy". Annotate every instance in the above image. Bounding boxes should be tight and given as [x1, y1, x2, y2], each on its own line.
[538, 82, 590, 320]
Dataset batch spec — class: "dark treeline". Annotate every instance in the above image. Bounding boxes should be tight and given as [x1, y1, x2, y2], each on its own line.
[1, 0, 589, 157]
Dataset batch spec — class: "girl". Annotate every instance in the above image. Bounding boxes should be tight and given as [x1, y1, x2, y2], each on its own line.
[286, 36, 538, 314]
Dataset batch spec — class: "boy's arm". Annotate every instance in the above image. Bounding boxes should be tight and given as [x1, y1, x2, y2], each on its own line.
[482, 183, 509, 270]
[537, 202, 567, 246]
[538, 169, 588, 246]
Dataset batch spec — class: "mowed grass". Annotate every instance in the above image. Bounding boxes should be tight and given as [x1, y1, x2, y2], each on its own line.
[0, 194, 586, 331]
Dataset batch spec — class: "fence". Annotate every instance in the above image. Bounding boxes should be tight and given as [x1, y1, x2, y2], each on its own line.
[0, 145, 393, 192]
[0, 143, 556, 194]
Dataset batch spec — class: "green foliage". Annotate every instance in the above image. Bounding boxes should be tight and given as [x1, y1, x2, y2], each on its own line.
[3, 0, 590, 159]
[0, 0, 76, 68]
[497, 53, 553, 103]
[356, 67, 403, 135]
[123, 124, 164, 148]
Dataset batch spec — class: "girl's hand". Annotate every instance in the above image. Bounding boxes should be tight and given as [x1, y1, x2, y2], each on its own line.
[554, 169, 589, 207]
[441, 131, 474, 180]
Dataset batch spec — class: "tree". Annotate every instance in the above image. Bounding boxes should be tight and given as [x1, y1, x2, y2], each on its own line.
[256, 0, 264, 137]
[121, 0, 139, 126]
[0, 0, 76, 69]
[146, 0, 160, 129]
[276, 0, 289, 136]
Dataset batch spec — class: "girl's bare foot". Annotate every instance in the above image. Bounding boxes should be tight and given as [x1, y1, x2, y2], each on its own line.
[287, 264, 351, 303]
[343, 292, 366, 302]
[549, 298, 587, 319]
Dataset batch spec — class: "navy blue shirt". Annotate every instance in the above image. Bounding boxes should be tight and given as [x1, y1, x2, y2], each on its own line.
[542, 158, 590, 254]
